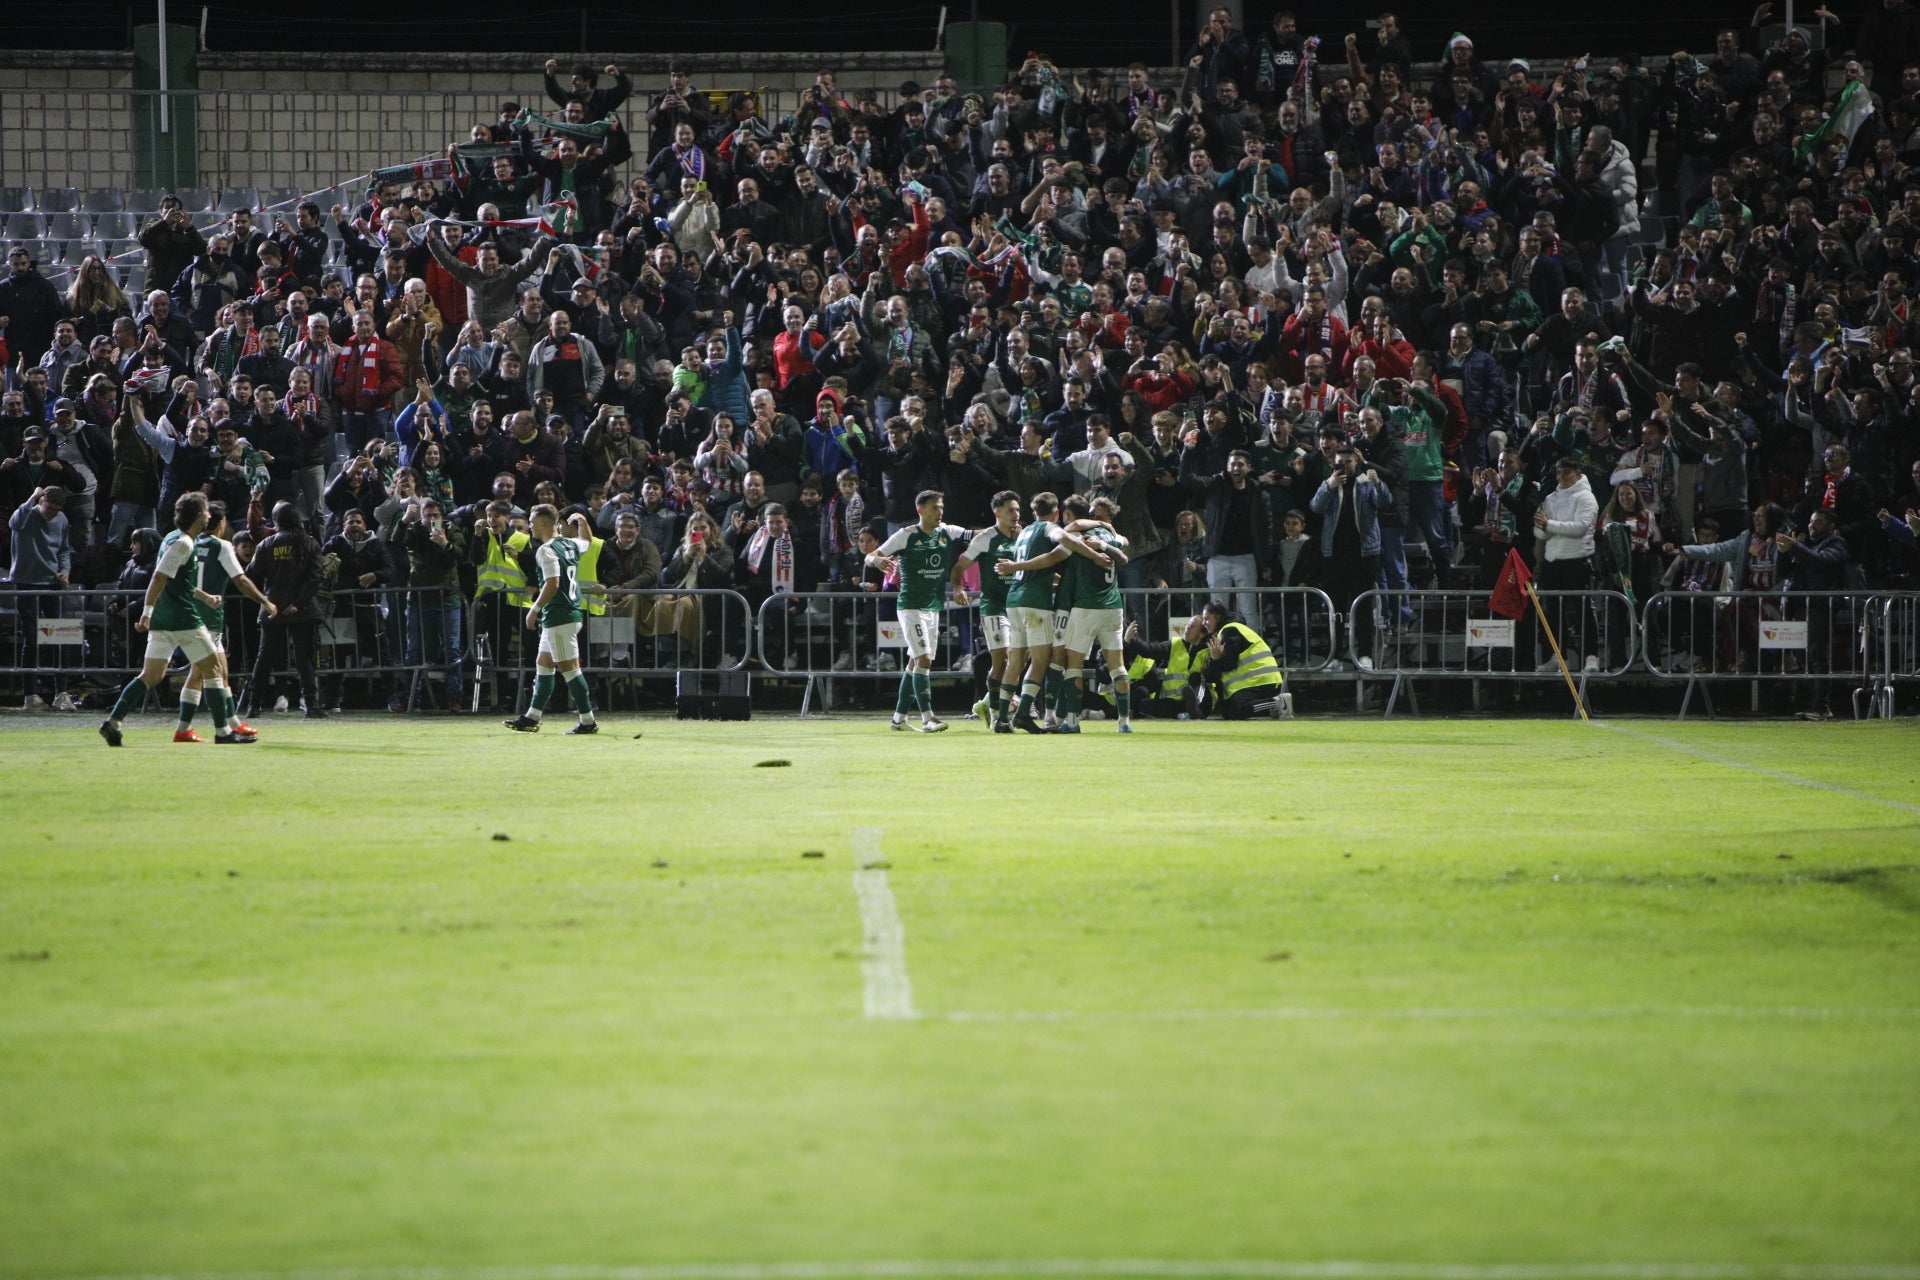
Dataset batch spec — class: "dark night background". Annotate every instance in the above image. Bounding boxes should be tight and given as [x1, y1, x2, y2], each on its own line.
[12, 1, 1828, 64]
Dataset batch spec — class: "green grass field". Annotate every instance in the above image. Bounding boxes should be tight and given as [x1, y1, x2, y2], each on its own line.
[2, 713, 1918, 1280]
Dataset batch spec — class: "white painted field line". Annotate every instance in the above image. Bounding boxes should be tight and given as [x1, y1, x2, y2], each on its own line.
[1592, 722, 1920, 818]
[852, 826, 917, 1020]
[936, 1007, 1920, 1025]
[37, 1260, 1920, 1280]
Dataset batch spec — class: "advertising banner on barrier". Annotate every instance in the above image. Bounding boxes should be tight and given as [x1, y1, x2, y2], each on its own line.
[35, 618, 86, 646]
[876, 621, 905, 649]
[1466, 619, 1515, 648]
[1758, 620, 1809, 650]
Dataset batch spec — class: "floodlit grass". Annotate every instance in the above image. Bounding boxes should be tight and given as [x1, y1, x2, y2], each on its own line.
[1, 714, 1918, 1279]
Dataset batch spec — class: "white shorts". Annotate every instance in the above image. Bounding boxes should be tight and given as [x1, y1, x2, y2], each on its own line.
[897, 608, 941, 660]
[1065, 607, 1125, 657]
[1007, 606, 1055, 651]
[981, 613, 1013, 652]
[538, 620, 583, 664]
[1052, 609, 1071, 647]
[146, 627, 216, 664]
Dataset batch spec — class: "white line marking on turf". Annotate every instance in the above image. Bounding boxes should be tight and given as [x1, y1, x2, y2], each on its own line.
[936, 1007, 1920, 1024]
[1592, 722, 1920, 818]
[853, 826, 917, 1020]
[37, 1261, 1920, 1280]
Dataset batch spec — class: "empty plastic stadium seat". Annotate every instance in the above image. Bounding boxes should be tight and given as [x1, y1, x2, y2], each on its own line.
[0, 187, 32, 214]
[46, 212, 91, 244]
[91, 211, 137, 240]
[35, 188, 80, 212]
[216, 188, 261, 213]
[81, 190, 126, 215]
[174, 187, 216, 211]
[4, 212, 45, 239]
[125, 189, 168, 213]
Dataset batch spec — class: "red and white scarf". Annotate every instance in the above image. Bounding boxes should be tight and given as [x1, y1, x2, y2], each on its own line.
[745, 527, 795, 594]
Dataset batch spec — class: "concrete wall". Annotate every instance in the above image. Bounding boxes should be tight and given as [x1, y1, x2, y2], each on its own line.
[0, 49, 945, 195]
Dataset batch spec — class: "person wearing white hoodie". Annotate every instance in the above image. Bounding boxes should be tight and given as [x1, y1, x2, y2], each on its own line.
[1533, 455, 1601, 672]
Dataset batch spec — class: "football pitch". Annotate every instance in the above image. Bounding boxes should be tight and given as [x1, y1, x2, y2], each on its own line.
[2, 714, 1918, 1280]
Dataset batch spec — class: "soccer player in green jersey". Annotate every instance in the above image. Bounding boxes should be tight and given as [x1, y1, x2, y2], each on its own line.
[993, 491, 1112, 734]
[179, 502, 276, 743]
[868, 489, 972, 732]
[504, 505, 599, 734]
[1058, 495, 1133, 734]
[100, 492, 277, 746]
[952, 489, 1022, 728]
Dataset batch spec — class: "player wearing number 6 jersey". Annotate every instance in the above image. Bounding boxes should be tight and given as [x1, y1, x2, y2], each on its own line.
[1059, 495, 1133, 733]
[504, 505, 599, 734]
[869, 490, 972, 732]
[953, 490, 1022, 728]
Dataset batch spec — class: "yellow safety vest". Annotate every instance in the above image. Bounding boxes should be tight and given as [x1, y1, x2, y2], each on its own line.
[1215, 621, 1284, 698]
[578, 536, 607, 616]
[1148, 638, 1200, 705]
[476, 529, 531, 606]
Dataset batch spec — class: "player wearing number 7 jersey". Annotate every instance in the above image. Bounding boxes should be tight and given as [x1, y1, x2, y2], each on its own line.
[504, 505, 599, 734]
[869, 489, 973, 732]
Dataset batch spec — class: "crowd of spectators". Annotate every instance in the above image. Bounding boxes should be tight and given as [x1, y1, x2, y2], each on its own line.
[5, 6, 1920, 713]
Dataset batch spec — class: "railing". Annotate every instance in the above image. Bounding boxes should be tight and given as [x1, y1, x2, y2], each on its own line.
[1641, 589, 1915, 720]
[1346, 588, 1639, 715]
[7, 582, 1914, 718]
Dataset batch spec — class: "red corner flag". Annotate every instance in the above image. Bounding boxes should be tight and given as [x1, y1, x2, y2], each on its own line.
[1489, 547, 1533, 620]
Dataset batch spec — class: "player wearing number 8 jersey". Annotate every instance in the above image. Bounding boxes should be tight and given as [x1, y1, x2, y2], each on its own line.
[869, 490, 972, 732]
[954, 490, 1022, 728]
[504, 504, 599, 734]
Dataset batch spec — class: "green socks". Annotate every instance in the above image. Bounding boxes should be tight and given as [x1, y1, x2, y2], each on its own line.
[527, 671, 555, 721]
[109, 676, 150, 724]
[566, 674, 595, 723]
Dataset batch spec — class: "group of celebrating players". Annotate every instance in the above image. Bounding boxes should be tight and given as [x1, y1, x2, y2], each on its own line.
[870, 487, 1132, 734]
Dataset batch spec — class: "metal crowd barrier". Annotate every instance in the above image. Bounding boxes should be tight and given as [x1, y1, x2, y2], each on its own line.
[568, 587, 754, 712]
[752, 585, 1338, 715]
[0, 586, 151, 703]
[1348, 588, 1639, 717]
[1641, 589, 1909, 720]
[1875, 592, 1920, 719]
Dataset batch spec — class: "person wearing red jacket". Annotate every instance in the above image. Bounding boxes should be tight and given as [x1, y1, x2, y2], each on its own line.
[1338, 313, 1416, 383]
[1120, 349, 1198, 412]
[332, 311, 405, 456]
[1277, 285, 1347, 382]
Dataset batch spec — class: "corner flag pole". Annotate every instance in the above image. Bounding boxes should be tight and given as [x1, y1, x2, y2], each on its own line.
[1526, 580, 1590, 722]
